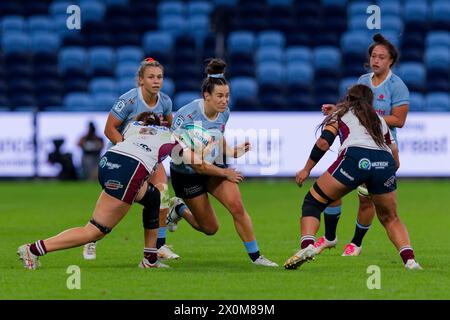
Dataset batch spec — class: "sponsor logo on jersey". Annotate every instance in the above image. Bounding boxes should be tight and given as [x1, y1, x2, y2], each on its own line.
[106, 162, 121, 170]
[113, 99, 126, 112]
[384, 175, 396, 187]
[371, 161, 388, 169]
[105, 180, 123, 190]
[340, 168, 354, 181]
[358, 158, 372, 170]
[99, 156, 107, 168]
[174, 116, 184, 128]
[133, 142, 152, 152]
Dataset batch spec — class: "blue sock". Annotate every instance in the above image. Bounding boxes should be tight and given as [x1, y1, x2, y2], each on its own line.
[244, 239, 260, 262]
[351, 220, 371, 247]
[156, 227, 166, 249]
[175, 203, 187, 217]
[324, 205, 341, 241]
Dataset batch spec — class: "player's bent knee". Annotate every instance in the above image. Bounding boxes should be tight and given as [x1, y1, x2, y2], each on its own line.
[302, 191, 330, 220]
[227, 200, 245, 216]
[139, 184, 161, 229]
[200, 223, 219, 235]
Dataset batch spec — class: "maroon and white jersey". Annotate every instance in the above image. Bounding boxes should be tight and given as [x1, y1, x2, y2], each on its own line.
[109, 121, 178, 173]
[336, 109, 395, 154]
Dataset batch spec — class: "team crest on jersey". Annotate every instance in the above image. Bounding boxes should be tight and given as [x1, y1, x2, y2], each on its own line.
[113, 99, 126, 112]
[99, 156, 107, 168]
[174, 116, 184, 128]
[139, 127, 157, 135]
[377, 94, 385, 102]
[358, 158, 371, 170]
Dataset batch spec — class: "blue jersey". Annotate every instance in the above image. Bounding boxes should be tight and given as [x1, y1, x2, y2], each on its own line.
[170, 99, 230, 174]
[108, 87, 172, 148]
[358, 71, 409, 141]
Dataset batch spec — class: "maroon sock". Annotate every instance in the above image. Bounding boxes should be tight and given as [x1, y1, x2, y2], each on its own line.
[30, 240, 47, 256]
[399, 246, 415, 264]
[300, 236, 315, 249]
[144, 248, 158, 264]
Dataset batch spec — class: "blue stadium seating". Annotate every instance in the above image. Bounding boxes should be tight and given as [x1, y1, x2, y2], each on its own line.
[79, 1, 106, 23]
[339, 77, 358, 97]
[158, 14, 187, 38]
[187, 1, 213, 17]
[142, 31, 174, 65]
[31, 32, 60, 53]
[89, 78, 117, 94]
[118, 77, 136, 94]
[267, 0, 293, 6]
[409, 92, 425, 111]
[1, 15, 26, 32]
[88, 47, 116, 77]
[117, 46, 143, 64]
[426, 31, 450, 49]
[256, 62, 285, 92]
[431, 0, 450, 30]
[286, 46, 312, 64]
[256, 47, 284, 64]
[2, 31, 30, 54]
[425, 93, 450, 112]
[161, 78, 175, 97]
[174, 91, 201, 111]
[92, 92, 117, 111]
[227, 31, 256, 54]
[116, 62, 139, 79]
[158, 1, 185, 17]
[49, 2, 72, 17]
[187, 15, 210, 44]
[63, 92, 92, 110]
[257, 31, 286, 48]
[229, 77, 259, 110]
[28, 15, 55, 32]
[59, 47, 88, 73]
[398, 62, 426, 92]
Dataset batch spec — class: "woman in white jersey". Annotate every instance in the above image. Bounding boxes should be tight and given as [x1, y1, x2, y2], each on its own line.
[83, 58, 180, 261]
[166, 59, 278, 267]
[315, 33, 410, 256]
[17, 112, 193, 270]
[284, 84, 421, 270]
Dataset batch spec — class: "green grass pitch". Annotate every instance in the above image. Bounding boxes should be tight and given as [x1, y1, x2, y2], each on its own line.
[1, 179, 449, 300]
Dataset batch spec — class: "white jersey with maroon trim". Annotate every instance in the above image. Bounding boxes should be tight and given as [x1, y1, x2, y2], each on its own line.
[337, 110, 395, 154]
[109, 121, 178, 173]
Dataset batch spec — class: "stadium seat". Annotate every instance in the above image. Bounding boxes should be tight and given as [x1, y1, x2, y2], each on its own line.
[425, 47, 450, 73]
[187, 15, 210, 44]
[88, 47, 116, 77]
[256, 62, 285, 92]
[59, 47, 88, 73]
[381, 15, 404, 35]
[10, 94, 36, 108]
[256, 47, 284, 64]
[118, 77, 136, 94]
[267, 0, 293, 5]
[49, 2, 72, 17]
[117, 46, 144, 64]
[1, 31, 30, 54]
[174, 91, 201, 111]
[104, 0, 129, 6]
[348, 15, 369, 31]
[398, 63, 426, 92]
[376, 1, 401, 16]
[79, 1, 106, 23]
[28, 16, 55, 32]
[313, 46, 341, 77]
[92, 92, 118, 111]
[257, 31, 286, 48]
[116, 62, 139, 79]
[408, 92, 425, 112]
[431, 1, 450, 30]
[426, 32, 450, 49]
[63, 92, 92, 110]
[158, 1, 185, 17]
[31, 32, 60, 54]
[37, 94, 63, 109]
[89, 78, 117, 94]
[286, 61, 314, 92]
[348, 2, 372, 17]
[158, 14, 187, 38]
[187, 1, 213, 17]
[425, 93, 450, 112]
[161, 78, 175, 97]
[1, 15, 26, 32]
[142, 31, 174, 64]
[227, 31, 256, 54]
[339, 77, 358, 97]
[286, 46, 312, 64]
[229, 77, 259, 110]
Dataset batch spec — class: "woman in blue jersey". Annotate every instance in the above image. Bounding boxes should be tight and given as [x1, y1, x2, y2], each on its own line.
[83, 58, 180, 261]
[18, 112, 183, 269]
[167, 58, 278, 267]
[284, 84, 421, 270]
[315, 33, 410, 256]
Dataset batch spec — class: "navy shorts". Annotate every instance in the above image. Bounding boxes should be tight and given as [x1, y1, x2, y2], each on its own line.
[98, 151, 150, 204]
[327, 147, 397, 195]
[170, 164, 228, 199]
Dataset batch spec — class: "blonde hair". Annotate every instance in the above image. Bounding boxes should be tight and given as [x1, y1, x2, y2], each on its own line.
[136, 58, 164, 86]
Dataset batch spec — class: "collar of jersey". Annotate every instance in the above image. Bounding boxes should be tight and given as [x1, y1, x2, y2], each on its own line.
[369, 70, 392, 89]
[139, 87, 160, 109]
